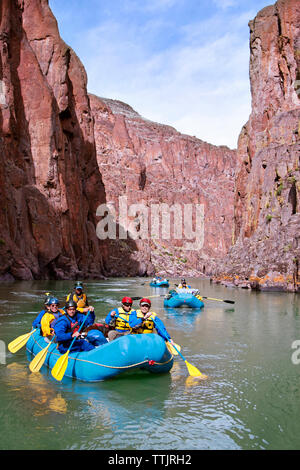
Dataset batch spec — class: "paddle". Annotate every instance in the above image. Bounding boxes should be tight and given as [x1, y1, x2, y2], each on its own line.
[29, 336, 56, 373]
[202, 296, 235, 304]
[8, 329, 37, 354]
[168, 341, 207, 379]
[174, 286, 235, 304]
[51, 312, 91, 382]
[166, 341, 181, 355]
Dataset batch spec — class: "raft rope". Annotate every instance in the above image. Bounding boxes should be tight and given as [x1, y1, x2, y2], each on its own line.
[27, 335, 173, 370]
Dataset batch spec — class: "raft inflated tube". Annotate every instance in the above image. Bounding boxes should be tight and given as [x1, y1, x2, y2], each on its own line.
[164, 292, 204, 309]
[26, 330, 173, 382]
[150, 280, 169, 287]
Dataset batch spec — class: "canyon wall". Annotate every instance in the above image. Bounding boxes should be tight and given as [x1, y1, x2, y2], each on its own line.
[90, 95, 236, 277]
[0, 0, 106, 280]
[1, 0, 299, 289]
[213, 0, 300, 291]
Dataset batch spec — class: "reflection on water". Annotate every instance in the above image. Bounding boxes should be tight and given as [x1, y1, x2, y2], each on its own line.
[5, 363, 67, 416]
[164, 307, 203, 328]
[0, 279, 300, 450]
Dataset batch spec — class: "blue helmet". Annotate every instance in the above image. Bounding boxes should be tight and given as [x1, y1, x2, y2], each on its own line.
[48, 297, 60, 306]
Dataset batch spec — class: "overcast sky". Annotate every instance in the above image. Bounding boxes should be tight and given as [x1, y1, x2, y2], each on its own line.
[49, 0, 273, 149]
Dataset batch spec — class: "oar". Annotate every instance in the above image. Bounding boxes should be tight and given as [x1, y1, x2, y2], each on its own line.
[173, 286, 235, 304]
[202, 296, 235, 304]
[29, 336, 56, 373]
[168, 341, 207, 379]
[8, 329, 37, 354]
[150, 320, 182, 356]
[51, 312, 90, 382]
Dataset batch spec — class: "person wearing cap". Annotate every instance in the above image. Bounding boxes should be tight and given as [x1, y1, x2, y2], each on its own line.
[129, 298, 174, 345]
[40, 297, 65, 338]
[104, 297, 136, 341]
[177, 278, 191, 289]
[54, 299, 99, 353]
[32, 293, 53, 330]
[66, 282, 94, 315]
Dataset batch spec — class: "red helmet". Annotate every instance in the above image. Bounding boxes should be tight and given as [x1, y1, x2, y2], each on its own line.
[140, 298, 151, 307]
[122, 296, 133, 305]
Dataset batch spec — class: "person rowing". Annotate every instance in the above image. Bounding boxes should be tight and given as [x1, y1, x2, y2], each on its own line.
[32, 293, 53, 330]
[129, 298, 175, 346]
[40, 297, 65, 339]
[177, 278, 191, 289]
[66, 282, 94, 314]
[53, 300, 103, 353]
[104, 296, 137, 341]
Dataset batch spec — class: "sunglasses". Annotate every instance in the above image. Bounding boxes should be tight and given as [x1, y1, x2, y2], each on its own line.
[141, 304, 150, 307]
[123, 302, 132, 307]
[67, 307, 76, 311]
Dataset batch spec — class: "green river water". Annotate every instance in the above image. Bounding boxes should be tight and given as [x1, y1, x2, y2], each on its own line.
[0, 277, 300, 451]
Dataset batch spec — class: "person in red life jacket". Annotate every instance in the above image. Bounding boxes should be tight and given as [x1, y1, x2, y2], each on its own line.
[40, 297, 65, 338]
[66, 282, 94, 314]
[54, 300, 99, 354]
[104, 297, 136, 341]
[129, 298, 175, 345]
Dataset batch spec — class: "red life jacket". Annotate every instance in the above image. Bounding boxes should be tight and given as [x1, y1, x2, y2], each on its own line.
[66, 315, 80, 334]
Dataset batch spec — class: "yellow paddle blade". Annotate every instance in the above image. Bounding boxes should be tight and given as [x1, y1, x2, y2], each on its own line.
[51, 351, 69, 381]
[8, 329, 36, 354]
[29, 343, 51, 373]
[185, 360, 208, 379]
[166, 342, 181, 355]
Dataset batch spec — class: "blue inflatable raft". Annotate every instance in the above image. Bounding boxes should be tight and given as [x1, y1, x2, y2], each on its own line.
[26, 330, 174, 382]
[164, 290, 204, 309]
[150, 279, 169, 287]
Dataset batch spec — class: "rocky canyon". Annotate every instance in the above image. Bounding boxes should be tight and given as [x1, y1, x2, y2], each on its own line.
[0, 0, 299, 291]
[212, 0, 300, 292]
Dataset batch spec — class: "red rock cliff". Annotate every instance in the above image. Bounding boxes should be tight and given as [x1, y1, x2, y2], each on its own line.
[90, 95, 236, 277]
[214, 0, 300, 291]
[0, 0, 106, 280]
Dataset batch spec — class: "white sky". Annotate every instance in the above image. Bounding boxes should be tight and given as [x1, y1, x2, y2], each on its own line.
[49, 0, 274, 149]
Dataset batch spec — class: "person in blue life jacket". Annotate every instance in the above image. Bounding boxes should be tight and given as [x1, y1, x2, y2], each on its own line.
[40, 297, 65, 338]
[129, 298, 175, 345]
[54, 300, 105, 354]
[105, 296, 137, 341]
[32, 293, 53, 330]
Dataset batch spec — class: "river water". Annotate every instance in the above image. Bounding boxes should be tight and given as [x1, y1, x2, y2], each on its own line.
[0, 278, 300, 451]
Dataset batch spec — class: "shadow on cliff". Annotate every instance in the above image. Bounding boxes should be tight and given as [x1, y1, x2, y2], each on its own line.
[0, 3, 148, 280]
[0, 2, 38, 279]
[47, 51, 143, 279]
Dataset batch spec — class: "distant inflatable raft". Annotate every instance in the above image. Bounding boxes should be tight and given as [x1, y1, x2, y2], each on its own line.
[150, 280, 169, 287]
[26, 330, 174, 382]
[164, 291, 205, 309]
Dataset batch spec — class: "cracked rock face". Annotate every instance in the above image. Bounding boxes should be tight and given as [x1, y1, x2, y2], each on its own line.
[212, 0, 300, 291]
[90, 95, 237, 277]
[0, 0, 106, 280]
[1, 0, 299, 288]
